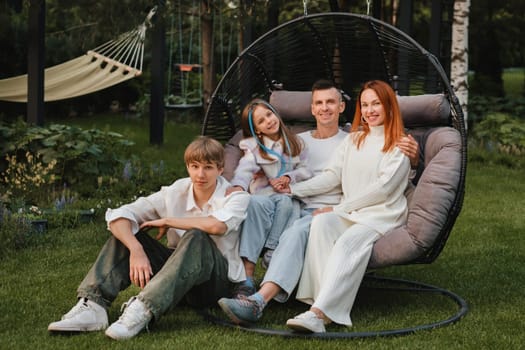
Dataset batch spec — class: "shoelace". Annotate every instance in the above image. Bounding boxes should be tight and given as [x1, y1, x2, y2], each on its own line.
[118, 297, 150, 332]
[63, 298, 90, 319]
[236, 296, 264, 316]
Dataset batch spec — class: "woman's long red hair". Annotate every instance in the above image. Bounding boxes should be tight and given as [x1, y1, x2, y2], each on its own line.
[351, 80, 405, 152]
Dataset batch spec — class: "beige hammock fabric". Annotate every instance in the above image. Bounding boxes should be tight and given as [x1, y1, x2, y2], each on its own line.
[0, 7, 154, 103]
[0, 52, 141, 102]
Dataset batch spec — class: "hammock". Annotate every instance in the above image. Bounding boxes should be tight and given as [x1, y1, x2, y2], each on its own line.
[0, 8, 155, 103]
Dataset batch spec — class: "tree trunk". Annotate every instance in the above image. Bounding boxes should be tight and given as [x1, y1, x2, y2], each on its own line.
[267, 0, 280, 31]
[450, 0, 470, 126]
[27, 0, 45, 126]
[239, 0, 256, 52]
[201, 1, 214, 111]
[337, 0, 351, 12]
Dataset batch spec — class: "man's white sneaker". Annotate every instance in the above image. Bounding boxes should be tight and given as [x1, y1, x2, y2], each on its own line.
[286, 310, 326, 333]
[48, 298, 108, 332]
[105, 297, 152, 340]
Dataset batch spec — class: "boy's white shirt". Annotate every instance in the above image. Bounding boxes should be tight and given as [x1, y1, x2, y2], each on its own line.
[105, 176, 250, 282]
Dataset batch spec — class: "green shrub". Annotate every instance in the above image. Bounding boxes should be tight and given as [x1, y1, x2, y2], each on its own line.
[0, 204, 47, 258]
[468, 95, 525, 130]
[472, 113, 525, 154]
[469, 112, 525, 168]
[0, 119, 135, 203]
[0, 150, 58, 208]
[92, 156, 180, 204]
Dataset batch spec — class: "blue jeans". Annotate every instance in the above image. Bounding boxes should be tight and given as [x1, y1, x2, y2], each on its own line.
[239, 194, 300, 264]
[261, 208, 314, 302]
[77, 230, 233, 320]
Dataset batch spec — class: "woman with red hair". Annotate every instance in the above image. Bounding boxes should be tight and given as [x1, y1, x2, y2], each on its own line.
[278, 80, 411, 333]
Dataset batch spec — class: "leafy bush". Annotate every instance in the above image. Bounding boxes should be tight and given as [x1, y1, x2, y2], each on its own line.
[91, 155, 182, 205]
[469, 112, 525, 168]
[1, 151, 58, 207]
[0, 119, 135, 203]
[0, 204, 47, 257]
[471, 113, 525, 154]
[468, 95, 525, 129]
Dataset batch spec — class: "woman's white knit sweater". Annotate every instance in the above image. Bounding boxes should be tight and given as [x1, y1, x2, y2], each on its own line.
[290, 126, 410, 234]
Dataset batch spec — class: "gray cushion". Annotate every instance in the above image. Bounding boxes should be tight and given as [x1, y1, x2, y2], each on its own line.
[269, 90, 313, 122]
[397, 94, 451, 128]
[269, 90, 451, 128]
[223, 130, 244, 181]
[368, 127, 462, 268]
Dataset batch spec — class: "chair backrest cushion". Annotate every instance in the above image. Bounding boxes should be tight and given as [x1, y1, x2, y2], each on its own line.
[269, 90, 451, 128]
[269, 90, 312, 121]
[368, 126, 462, 268]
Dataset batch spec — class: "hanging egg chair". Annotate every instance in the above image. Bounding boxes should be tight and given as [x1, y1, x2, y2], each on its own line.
[201, 12, 468, 338]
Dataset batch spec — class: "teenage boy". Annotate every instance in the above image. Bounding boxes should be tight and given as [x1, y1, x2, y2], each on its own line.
[48, 136, 250, 340]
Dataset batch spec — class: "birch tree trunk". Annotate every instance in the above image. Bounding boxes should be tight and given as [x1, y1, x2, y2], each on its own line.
[450, 0, 470, 126]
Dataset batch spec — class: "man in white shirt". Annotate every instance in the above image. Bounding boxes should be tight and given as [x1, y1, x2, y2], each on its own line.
[48, 136, 250, 340]
[218, 79, 418, 325]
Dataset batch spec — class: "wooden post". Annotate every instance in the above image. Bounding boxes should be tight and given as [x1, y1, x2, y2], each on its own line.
[201, 1, 214, 111]
[397, 0, 413, 95]
[27, 0, 45, 126]
[150, 4, 165, 145]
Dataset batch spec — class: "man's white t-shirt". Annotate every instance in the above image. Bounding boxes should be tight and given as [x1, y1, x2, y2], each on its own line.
[297, 129, 348, 209]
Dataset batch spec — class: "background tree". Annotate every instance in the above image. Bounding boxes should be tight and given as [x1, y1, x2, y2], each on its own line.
[1, 0, 523, 121]
[469, 1, 504, 97]
[201, 0, 214, 111]
[469, 0, 525, 97]
[450, 0, 470, 123]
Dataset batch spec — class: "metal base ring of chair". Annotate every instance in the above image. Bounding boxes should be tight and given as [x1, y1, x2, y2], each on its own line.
[200, 274, 468, 339]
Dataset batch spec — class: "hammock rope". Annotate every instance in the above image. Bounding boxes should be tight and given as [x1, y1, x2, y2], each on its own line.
[0, 7, 156, 103]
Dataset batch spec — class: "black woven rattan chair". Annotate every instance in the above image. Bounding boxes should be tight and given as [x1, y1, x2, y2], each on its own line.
[201, 13, 468, 338]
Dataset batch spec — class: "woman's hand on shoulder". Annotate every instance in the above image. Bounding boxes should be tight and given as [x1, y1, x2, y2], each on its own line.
[397, 134, 419, 168]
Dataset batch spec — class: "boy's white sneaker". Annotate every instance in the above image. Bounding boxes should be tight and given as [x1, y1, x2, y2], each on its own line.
[105, 297, 152, 340]
[48, 298, 108, 332]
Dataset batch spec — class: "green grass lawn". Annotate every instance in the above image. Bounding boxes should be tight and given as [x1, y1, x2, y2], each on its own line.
[1, 158, 524, 349]
[468, 67, 524, 99]
[503, 68, 525, 98]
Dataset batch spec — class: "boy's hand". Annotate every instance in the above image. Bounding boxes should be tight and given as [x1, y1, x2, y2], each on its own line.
[129, 247, 153, 289]
[140, 219, 169, 240]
